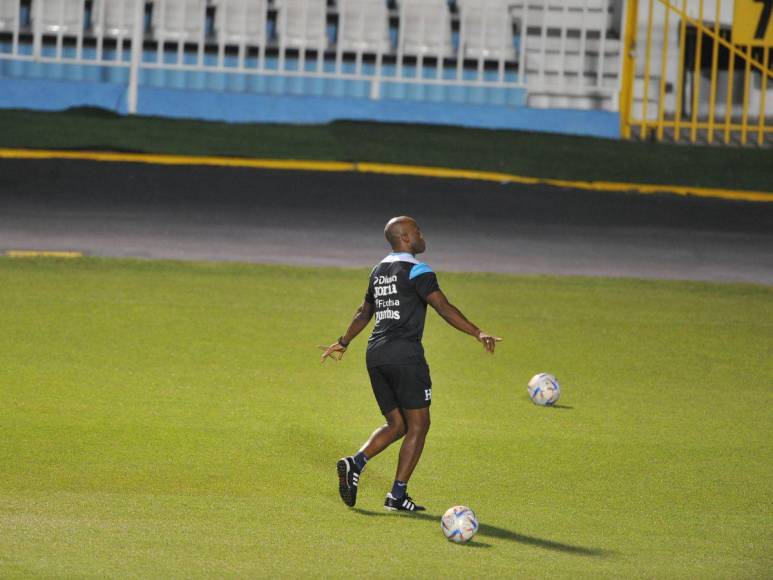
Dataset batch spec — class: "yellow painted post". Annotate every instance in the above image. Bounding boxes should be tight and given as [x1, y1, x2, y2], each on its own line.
[723, 36, 736, 143]
[707, 0, 722, 143]
[642, 0, 656, 138]
[690, 0, 705, 143]
[741, 44, 752, 144]
[758, 48, 770, 145]
[657, 3, 672, 140]
[621, 0, 640, 139]
[675, 0, 688, 141]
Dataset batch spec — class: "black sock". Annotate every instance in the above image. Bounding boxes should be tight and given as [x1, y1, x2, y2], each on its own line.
[353, 451, 369, 471]
[390, 480, 407, 499]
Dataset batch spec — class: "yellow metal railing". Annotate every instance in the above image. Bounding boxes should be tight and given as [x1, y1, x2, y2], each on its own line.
[621, 0, 773, 145]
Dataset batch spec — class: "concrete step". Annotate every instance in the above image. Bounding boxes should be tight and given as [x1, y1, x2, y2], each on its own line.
[524, 50, 620, 75]
[525, 35, 621, 54]
[527, 91, 617, 111]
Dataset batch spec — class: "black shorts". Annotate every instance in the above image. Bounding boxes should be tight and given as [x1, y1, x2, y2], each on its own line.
[367, 363, 432, 415]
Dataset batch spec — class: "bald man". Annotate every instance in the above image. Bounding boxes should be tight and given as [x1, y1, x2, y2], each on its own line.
[320, 216, 501, 512]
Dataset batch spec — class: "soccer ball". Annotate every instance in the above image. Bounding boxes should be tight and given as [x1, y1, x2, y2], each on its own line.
[527, 373, 561, 406]
[441, 505, 478, 543]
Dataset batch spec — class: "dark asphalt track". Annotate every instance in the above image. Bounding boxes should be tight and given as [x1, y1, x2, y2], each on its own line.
[1, 159, 772, 284]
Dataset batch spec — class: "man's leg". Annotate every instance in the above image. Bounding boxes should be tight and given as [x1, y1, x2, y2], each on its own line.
[360, 408, 406, 459]
[384, 406, 430, 511]
[337, 375, 404, 508]
[395, 407, 430, 483]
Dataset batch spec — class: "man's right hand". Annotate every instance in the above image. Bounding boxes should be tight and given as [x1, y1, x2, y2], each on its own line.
[477, 331, 502, 354]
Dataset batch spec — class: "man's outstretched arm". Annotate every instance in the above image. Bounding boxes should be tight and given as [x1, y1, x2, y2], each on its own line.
[319, 300, 374, 363]
[425, 290, 502, 353]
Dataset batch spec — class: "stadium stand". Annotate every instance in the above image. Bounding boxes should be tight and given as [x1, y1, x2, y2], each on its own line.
[337, 0, 391, 54]
[517, 0, 622, 110]
[213, 0, 268, 47]
[0, 0, 19, 32]
[276, 0, 329, 51]
[153, 0, 207, 42]
[93, 0, 140, 39]
[397, 0, 454, 58]
[456, 0, 517, 61]
[32, 0, 84, 35]
[0, 0, 630, 135]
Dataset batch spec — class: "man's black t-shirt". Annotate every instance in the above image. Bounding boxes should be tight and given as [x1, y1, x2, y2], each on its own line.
[364, 252, 440, 368]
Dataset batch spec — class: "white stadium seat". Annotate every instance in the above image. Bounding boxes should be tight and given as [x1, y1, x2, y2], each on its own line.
[214, 0, 268, 46]
[456, 0, 516, 61]
[513, 0, 613, 32]
[275, 0, 328, 51]
[153, 0, 206, 42]
[398, 0, 453, 58]
[32, 0, 84, 35]
[92, 0, 139, 39]
[337, 0, 390, 54]
[0, 0, 20, 32]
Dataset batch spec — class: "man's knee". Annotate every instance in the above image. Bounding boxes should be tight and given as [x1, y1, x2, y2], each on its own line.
[385, 412, 406, 438]
[405, 409, 430, 436]
[418, 414, 430, 435]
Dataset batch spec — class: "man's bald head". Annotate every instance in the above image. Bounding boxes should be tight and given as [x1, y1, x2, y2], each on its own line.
[384, 216, 426, 254]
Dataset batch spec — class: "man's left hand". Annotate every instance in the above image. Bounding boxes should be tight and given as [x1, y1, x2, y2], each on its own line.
[319, 342, 347, 363]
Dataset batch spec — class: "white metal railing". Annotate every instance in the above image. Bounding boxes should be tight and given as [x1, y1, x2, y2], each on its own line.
[0, 0, 625, 112]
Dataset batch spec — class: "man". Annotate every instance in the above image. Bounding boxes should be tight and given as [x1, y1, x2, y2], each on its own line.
[319, 216, 501, 512]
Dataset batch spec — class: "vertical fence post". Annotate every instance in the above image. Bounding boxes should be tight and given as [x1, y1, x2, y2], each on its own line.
[740, 44, 752, 144]
[642, 0, 654, 138]
[707, 0, 721, 143]
[127, 0, 144, 114]
[758, 48, 770, 146]
[656, 2, 671, 140]
[620, 0, 639, 139]
[689, 0, 704, 143]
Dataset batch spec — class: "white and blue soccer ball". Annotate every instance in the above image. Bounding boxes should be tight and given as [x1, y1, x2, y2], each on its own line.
[441, 505, 478, 543]
[527, 373, 561, 406]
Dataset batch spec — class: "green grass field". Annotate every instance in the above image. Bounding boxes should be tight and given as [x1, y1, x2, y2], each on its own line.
[0, 257, 771, 578]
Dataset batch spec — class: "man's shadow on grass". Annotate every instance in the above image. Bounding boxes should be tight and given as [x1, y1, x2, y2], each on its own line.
[352, 508, 609, 556]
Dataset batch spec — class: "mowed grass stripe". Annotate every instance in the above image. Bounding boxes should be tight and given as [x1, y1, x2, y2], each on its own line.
[0, 257, 770, 578]
[2, 148, 772, 203]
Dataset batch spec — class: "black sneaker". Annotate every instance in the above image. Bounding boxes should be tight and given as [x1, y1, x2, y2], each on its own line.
[384, 493, 425, 512]
[336, 456, 360, 507]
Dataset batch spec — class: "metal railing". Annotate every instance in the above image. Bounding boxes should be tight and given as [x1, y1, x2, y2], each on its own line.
[0, 0, 624, 113]
[620, 0, 773, 145]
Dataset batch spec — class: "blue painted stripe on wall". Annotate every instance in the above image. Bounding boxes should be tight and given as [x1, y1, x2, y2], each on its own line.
[0, 76, 620, 138]
[0, 77, 128, 113]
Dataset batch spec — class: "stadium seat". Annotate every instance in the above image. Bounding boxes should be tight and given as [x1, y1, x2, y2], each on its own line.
[92, 0, 139, 39]
[337, 0, 390, 54]
[397, 0, 453, 58]
[213, 0, 268, 46]
[456, 0, 516, 61]
[513, 0, 622, 110]
[515, 0, 613, 32]
[275, 0, 328, 51]
[153, 0, 206, 42]
[0, 0, 20, 32]
[31, 0, 85, 35]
